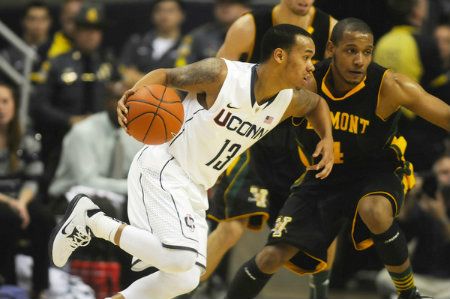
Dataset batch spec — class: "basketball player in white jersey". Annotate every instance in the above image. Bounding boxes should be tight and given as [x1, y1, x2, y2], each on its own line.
[49, 24, 334, 299]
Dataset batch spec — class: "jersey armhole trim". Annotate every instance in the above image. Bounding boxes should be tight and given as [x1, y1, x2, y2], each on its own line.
[375, 70, 399, 122]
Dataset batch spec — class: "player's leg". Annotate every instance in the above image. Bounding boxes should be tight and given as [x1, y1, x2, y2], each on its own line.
[225, 243, 299, 299]
[356, 172, 429, 299]
[50, 149, 207, 298]
[309, 238, 337, 299]
[109, 266, 201, 299]
[201, 218, 248, 281]
[205, 150, 270, 281]
[49, 193, 199, 272]
[225, 182, 331, 299]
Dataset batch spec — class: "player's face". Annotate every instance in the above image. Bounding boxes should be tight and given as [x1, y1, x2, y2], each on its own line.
[284, 36, 315, 89]
[331, 30, 373, 86]
[283, 0, 315, 16]
[0, 86, 15, 127]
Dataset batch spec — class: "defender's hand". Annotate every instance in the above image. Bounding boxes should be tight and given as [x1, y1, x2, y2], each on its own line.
[117, 89, 134, 130]
[307, 137, 334, 179]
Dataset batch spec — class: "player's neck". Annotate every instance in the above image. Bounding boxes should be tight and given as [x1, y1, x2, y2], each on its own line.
[253, 64, 284, 104]
[327, 64, 359, 97]
[274, 4, 315, 30]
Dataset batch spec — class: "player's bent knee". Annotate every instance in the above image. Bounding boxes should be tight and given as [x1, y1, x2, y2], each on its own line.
[256, 245, 287, 274]
[164, 249, 197, 273]
[175, 268, 201, 295]
[358, 197, 393, 230]
[218, 220, 247, 246]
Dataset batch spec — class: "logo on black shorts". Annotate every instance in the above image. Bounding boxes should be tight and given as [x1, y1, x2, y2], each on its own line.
[184, 214, 195, 232]
[272, 216, 292, 237]
[248, 186, 269, 208]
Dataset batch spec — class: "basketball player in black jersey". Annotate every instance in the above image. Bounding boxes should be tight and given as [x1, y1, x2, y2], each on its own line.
[225, 18, 450, 299]
[206, 1, 337, 297]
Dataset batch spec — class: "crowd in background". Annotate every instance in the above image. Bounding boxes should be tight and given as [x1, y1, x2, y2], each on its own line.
[0, 0, 448, 299]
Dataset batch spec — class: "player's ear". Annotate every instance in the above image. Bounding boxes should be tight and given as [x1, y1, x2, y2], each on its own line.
[326, 40, 335, 55]
[273, 48, 285, 64]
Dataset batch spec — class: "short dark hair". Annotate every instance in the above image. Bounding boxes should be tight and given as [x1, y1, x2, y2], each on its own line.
[330, 18, 373, 45]
[260, 24, 312, 62]
[151, 0, 186, 13]
[387, 0, 419, 25]
[23, 0, 50, 18]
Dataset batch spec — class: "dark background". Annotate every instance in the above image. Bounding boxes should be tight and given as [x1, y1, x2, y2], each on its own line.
[0, 0, 400, 57]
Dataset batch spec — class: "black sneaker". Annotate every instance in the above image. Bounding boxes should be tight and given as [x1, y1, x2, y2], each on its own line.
[398, 289, 432, 299]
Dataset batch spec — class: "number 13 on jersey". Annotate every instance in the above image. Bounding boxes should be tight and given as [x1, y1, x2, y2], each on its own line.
[206, 139, 242, 171]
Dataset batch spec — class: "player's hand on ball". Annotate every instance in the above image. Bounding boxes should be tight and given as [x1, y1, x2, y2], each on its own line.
[308, 137, 334, 179]
[117, 89, 134, 130]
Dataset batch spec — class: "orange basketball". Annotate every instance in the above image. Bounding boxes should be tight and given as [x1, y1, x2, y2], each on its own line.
[126, 85, 184, 145]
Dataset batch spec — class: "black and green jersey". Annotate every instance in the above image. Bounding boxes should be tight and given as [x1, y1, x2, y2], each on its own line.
[296, 59, 402, 180]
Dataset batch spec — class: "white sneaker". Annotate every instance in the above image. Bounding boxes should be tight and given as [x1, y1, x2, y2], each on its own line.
[49, 194, 99, 267]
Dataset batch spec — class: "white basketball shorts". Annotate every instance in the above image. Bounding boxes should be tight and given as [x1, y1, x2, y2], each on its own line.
[127, 145, 208, 271]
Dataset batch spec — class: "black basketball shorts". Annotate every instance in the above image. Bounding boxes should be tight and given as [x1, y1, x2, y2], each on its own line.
[266, 169, 406, 275]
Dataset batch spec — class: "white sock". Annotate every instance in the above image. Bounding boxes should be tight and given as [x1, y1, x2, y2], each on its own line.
[120, 266, 201, 299]
[118, 225, 197, 273]
[87, 212, 122, 243]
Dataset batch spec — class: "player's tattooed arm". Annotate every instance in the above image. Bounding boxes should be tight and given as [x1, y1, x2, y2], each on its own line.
[117, 58, 227, 127]
[128, 57, 226, 95]
[284, 88, 321, 119]
[285, 88, 334, 179]
[165, 58, 227, 93]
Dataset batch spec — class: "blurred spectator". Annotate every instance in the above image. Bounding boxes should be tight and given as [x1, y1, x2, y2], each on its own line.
[47, 0, 83, 59]
[435, 22, 450, 70]
[376, 155, 450, 299]
[31, 3, 117, 195]
[422, 0, 450, 36]
[175, 0, 250, 66]
[374, 0, 442, 87]
[0, 1, 52, 84]
[0, 82, 54, 299]
[374, 0, 449, 172]
[48, 81, 141, 215]
[119, 0, 185, 87]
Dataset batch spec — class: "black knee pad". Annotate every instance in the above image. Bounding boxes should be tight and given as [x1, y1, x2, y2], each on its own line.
[371, 221, 409, 266]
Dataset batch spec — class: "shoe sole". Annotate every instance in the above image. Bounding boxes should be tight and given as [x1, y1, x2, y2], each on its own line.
[48, 193, 88, 267]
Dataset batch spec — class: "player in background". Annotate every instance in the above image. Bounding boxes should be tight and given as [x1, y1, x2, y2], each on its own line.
[206, 1, 337, 298]
[49, 24, 334, 299]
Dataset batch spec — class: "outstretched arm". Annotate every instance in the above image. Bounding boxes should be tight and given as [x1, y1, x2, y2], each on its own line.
[284, 88, 334, 179]
[117, 58, 227, 128]
[379, 71, 450, 131]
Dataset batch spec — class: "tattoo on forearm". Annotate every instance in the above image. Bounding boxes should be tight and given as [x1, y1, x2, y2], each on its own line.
[167, 58, 222, 88]
[294, 89, 316, 116]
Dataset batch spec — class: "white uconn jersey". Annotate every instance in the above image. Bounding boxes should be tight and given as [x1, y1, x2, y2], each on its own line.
[168, 59, 293, 189]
